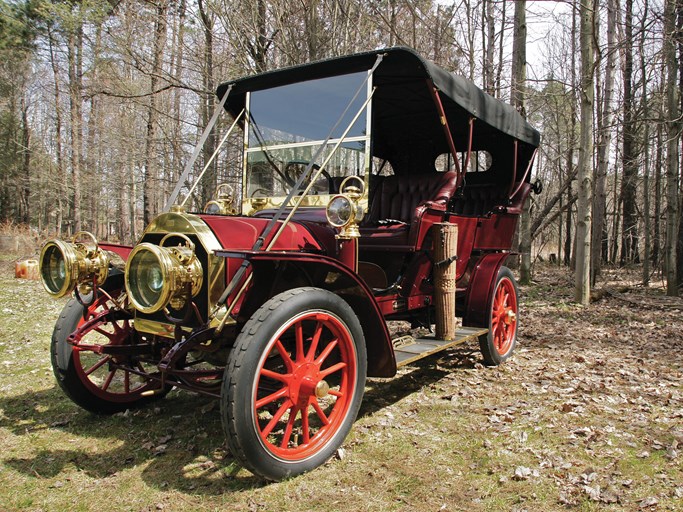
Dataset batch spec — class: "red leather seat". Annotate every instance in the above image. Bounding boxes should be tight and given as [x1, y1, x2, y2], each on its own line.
[360, 171, 458, 250]
[451, 182, 531, 216]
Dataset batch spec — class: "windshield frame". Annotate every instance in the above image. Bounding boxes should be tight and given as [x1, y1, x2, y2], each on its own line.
[240, 71, 374, 215]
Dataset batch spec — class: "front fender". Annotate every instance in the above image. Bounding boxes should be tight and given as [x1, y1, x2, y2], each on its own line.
[227, 251, 396, 378]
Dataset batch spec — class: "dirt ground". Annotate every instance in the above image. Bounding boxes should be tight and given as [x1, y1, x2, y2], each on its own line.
[0, 258, 682, 511]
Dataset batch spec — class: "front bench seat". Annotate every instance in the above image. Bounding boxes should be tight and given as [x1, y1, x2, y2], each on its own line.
[360, 171, 458, 250]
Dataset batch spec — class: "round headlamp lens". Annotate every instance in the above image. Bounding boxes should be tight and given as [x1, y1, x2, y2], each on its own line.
[127, 249, 166, 311]
[40, 244, 68, 295]
[326, 195, 353, 227]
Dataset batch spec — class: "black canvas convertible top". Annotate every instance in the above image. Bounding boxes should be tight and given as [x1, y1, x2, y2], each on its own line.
[217, 47, 540, 170]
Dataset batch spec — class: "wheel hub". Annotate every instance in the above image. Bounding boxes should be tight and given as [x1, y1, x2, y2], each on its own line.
[315, 380, 330, 398]
[505, 310, 516, 324]
[291, 362, 322, 406]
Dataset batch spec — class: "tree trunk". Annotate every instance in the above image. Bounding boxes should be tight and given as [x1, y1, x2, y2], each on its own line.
[665, 0, 680, 296]
[483, 0, 495, 95]
[653, 121, 663, 272]
[47, 26, 65, 235]
[170, 0, 186, 198]
[575, 0, 595, 305]
[495, 0, 507, 98]
[511, 1, 531, 284]
[677, 0, 683, 290]
[20, 96, 30, 224]
[142, 3, 167, 225]
[67, 12, 84, 233]
[198, 0, 216, 209]
[592, 0, 616, 285]
[620, 0, 639, 266]
[640, 0, 650, 286]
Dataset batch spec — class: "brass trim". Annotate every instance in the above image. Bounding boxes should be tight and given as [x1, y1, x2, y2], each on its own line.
[131, 212, 227, 336]
[39, 231, 109, 298]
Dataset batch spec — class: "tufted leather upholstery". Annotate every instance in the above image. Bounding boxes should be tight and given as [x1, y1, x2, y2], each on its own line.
[359, 171, 458, 250]
[451, 185, 504, 216]
[364, 171, 458, 225]
[451, 182, 530, 216]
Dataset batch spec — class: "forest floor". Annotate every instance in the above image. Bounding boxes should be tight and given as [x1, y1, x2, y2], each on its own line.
[0, 253, 682, 512]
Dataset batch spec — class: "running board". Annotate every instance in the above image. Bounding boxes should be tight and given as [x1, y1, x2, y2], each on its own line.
[394, 326, 488, 368]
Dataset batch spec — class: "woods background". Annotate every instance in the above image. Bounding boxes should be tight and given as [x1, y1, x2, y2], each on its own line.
[1, 0, 682, 298]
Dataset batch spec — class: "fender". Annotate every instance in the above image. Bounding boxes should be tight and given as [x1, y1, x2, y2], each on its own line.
[223, 250, 397, 378]
[463, 252, 510, 327]
[99, 242, 132, 261]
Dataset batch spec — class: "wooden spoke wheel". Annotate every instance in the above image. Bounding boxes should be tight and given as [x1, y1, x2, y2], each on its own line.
[221, 287, 366, 481]
[51, 276, 165, 413]
[479, 266, 519, 366]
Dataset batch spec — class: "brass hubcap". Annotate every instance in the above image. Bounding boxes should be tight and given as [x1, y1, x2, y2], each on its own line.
[315, 380, 330, 398]
[506, 310, 517, 324]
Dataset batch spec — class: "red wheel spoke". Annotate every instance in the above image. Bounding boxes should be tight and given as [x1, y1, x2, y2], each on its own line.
[301, 406, 310, 444]
[261, 399, 293, 439]
[260, 368, 291, 384]
[312, 400, 330, 425]
[314, 338, 338, 365]
[85, 356, 110, 376]
[320, 361, 346, 378]
[255, 386, 289, 409]
[94, 328, 118, 341]
[124, 369, 130, 393]
[280, 406, 299, 448]
[295, 322, 304, 362]
[249, 303, 359, 464]
[306, 322, 323, 362]
[274, 340, 294, 371]
[101, 369, 116, 391]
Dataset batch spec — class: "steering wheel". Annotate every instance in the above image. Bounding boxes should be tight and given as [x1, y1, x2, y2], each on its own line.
[283, 161, 333, 193]
[250, 187, 271, 198]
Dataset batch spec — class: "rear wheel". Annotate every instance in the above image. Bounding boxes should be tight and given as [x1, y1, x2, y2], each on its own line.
[221, 287, 367, 481]
[479, 266, 518, 366]
[51, 276, 166, 413]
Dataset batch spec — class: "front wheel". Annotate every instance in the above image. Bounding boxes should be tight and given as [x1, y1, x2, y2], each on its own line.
[51, 276, 166, 414]
[478, 266, 519, 366]
[221, 287, 367, 481]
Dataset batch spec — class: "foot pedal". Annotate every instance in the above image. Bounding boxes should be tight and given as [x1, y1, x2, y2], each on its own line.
[392, 335, 415, 350]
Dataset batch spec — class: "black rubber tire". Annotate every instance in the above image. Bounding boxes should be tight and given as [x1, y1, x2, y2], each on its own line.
[221, 287, 367, 481]
[478, 266, 519, 366]
[51, 275, 165, 414]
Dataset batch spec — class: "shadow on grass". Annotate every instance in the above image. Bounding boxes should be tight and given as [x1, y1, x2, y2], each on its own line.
[360, 345, 480, 418]
[0, 346, 480, 494]
[0, 387, 264, 494]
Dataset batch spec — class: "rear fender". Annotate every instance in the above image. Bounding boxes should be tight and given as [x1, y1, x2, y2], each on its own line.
[237, 252, 396, 378]
[463, 253, 510, 327]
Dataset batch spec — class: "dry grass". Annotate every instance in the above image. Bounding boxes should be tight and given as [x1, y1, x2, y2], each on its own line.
[1, 255, 682, 511]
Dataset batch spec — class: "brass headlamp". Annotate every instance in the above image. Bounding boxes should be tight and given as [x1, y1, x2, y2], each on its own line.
[39, 231, 109, 298]
[125, 233, 203, 314]
[326, 176, 365, 239]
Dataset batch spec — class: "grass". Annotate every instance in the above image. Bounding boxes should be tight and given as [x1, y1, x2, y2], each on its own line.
[1, 254, 682, 511]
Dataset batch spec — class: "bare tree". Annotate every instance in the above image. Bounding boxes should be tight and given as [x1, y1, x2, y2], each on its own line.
[665, 0, 680, 295]
[511, 1, 532, 284]
[142, 2, 168, 225]
[592, 0, 617, 285]
[575, 0, 595, 304]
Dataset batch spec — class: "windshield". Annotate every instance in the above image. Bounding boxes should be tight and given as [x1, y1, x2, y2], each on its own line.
[242, 71, 371, 213]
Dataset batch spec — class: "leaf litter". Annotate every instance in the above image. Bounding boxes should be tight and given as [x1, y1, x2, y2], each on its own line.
[1, 260, 682, 510]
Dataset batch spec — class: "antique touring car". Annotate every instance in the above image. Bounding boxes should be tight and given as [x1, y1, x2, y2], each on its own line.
[39, 47, 540, 480]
